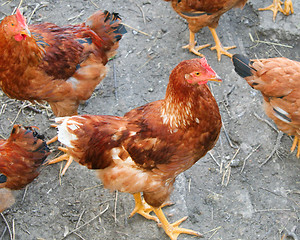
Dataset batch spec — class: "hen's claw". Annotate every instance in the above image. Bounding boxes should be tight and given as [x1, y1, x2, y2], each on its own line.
[45, 146, 73, 175]
[281, 0, 294, 16]
[208, 27, 236, 61]
[130, 193, 174, 223]
[130, 193, 159, 222]
[153, 208, 203, 240]
[290, 136, 300, 158]
[182, 30, 210, 57]
[259, 0, 293, 21]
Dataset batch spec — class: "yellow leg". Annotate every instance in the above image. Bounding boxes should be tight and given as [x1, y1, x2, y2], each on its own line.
[152, 207, 203, 240]
[208, 27, 236, 61]
[281, 0, 294, 16]
[129, 193, 159, 222]
[290, 136, 300, 158]
[182, 30, 211, 57]
[45, 146, 73, 175]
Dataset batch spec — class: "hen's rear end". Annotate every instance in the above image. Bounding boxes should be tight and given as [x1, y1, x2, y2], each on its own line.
[0, 125, 50, 212]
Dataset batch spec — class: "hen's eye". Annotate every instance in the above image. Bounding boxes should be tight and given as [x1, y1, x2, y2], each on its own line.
[195, 72, 200, 76]
[0, 174, 7, 183]
[11, 23, 15, 26]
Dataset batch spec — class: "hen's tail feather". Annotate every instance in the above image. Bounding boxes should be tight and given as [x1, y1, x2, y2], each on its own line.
[9, 125, 50, 164]
[103, 11, 127, 42]
[232, 54, 257, 78]
[86, 10, 127, 47]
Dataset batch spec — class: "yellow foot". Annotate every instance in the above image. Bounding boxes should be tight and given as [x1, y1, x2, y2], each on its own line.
[45, 146, 73, 175]
[130, 193, 174, 223]
[210, 44, 236, 61]
[129, 193, 159, 222]
[259, 0, 286, 21]
[281, 0, 294, 16]
[290, 136, 300, 158]
[182, 42, 211, 57]
[153, 208, 203, 240]
[208, 27, 235, 61]
[47, 124, 59, 145]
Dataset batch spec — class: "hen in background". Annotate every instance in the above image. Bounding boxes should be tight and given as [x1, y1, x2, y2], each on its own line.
[53, 58, 222, 240]
[232, 54, 300, 158]
[164, 0, 248, 61]
[0, 9, 126, 117]
[259, 0, 293, 21]
[0, 125, 50, 212]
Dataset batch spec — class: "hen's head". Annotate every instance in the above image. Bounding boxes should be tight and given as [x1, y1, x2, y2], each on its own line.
[1, 9, 31, 42]
[183, 58, 222, 85]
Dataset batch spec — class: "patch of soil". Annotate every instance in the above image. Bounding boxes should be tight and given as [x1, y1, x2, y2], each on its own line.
[0, 0, 299, 239]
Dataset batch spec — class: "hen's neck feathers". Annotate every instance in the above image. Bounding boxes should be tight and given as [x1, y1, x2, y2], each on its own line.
[161, 71, 209, 130]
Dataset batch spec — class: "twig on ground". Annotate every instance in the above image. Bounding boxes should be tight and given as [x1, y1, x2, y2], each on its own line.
[27, 3, 47, 24]
[254, 113, 278, 132]
[135, 3, 146, 24]
[0, 227, 7, 240]
[249, 32, 293, 48]
[88, 0, 99, 8]
[60, 204, 109, 240]
[260, 131, 284, 167]
[222, 120, 239, 149]
[113, 60, 118, 101]
[0, 213, 12, 240]
[137, 53, 158, 71]
[122, 23, 152, 37]
[222, 147, 240, 186]
[240, 144, 261, 173]
[68, 10, 84, 23]
[76, 209, 85, 228]
[281, 226, 298, 240]
[208, 152, 220, 167]
[21, 185, 29, 203]
[114, 191, 118, 223]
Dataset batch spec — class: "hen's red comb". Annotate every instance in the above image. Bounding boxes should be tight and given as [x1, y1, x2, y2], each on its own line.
[16, 9, 27, 27]
[199, 57, 214, 73]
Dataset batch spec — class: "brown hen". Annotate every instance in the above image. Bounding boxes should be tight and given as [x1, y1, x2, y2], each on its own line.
[0, 9, 126, 117]
[164, 0, 248, 60]
[0, 125, 50, 212]
[54, 58, 222, 239]
[233, 54, 300, 158]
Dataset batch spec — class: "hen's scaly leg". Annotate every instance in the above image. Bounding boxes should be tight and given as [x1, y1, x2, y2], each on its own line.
[208, 27, 236, 61]
[182, 30, 211, 57]
[129, 193, 159, 222]
[129, 193, 173, 223]
[290, 136, 300, 158]
[152, 208, 203, 240]
[45, 146, 73, 176]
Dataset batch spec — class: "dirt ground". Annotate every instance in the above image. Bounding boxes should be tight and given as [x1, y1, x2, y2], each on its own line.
[0, 0, 299, 239]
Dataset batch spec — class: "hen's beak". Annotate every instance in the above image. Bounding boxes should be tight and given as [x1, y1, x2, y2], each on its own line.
[208, 74, 222, 83]
[20, 26, 31, 37]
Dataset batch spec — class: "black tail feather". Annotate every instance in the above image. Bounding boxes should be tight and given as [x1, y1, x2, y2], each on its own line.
[232, 54, 256, 78]
[103, 11, 127, 42]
